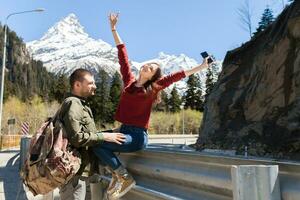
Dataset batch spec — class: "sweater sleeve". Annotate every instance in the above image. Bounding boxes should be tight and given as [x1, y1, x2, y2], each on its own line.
[117, 44, 135, 87]
[155, 70, 186, 90]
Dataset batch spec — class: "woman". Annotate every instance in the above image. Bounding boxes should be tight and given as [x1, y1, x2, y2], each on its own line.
[93, 13, 210, 199]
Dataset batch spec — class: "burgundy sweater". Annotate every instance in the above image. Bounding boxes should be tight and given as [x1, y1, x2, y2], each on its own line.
[114, 44, 186, 129]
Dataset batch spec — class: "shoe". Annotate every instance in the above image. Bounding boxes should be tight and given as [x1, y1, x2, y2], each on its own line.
[107, 173, 118, 194]
[104, 167, 118, 195]
[109, 173, 136, 199]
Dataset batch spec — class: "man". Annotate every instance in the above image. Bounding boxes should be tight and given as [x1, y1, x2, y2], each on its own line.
[59, 68, 126, 200]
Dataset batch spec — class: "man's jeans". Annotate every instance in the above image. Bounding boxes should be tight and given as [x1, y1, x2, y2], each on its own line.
[93, 124, 148, 170]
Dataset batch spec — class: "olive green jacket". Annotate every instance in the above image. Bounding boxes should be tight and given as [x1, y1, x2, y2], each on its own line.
[59, 94, 104, 176]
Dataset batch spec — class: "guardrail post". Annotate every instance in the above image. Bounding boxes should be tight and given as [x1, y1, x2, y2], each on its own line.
[231, 165, 281, 200]
[90, 166, 107, 200]
[19, 136, 31, 170]
[90, 182, 104, 200]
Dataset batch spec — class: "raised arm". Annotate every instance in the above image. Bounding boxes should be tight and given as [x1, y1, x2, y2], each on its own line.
[154, 58, 210, 90]
[110, 13, 123, 45]
[184, 57, 209, 77]
[109, 13, 135, 86]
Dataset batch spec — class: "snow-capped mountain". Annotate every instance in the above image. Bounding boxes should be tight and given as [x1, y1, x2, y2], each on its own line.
[27, 13, 222, 93]
[27, 13, 133, 76]
[133, 53, 222, 92]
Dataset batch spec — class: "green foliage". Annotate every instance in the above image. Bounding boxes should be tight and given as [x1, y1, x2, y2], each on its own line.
[149, 109, 203, 134]
[2, 96, 60, 135]
[184, 74, 204, 111]
[89, 69, 113, 125]
[108, 72, 122, 122]
[205, 63, 220, 103]
[168, 85, 182, 113]
[254, 6, 274, 36]
[0, 24, 60, 102]
[205, 66, 214, 101]
[51, 74, 69, 103]
[153, 90, 168, 112]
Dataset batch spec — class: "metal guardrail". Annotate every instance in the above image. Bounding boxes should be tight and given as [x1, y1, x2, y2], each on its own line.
[116, 145, 300, 200]
[20, 136, 300, 200]
[148, 134, 198, 145]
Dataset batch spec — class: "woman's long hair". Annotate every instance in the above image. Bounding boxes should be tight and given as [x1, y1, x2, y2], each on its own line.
[143, 63, 163, 104]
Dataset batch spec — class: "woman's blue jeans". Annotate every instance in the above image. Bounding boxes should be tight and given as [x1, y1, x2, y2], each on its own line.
[93, 124, 148, 170]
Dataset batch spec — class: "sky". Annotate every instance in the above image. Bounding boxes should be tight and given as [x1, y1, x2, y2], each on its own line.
[0, 0, 290, 62]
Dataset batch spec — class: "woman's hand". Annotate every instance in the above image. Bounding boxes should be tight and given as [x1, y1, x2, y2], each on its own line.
[184, 57, 212, 77]
[109, 13, 119, 30]
[109, 12, 123, 45]
[201, 57, 209, 70]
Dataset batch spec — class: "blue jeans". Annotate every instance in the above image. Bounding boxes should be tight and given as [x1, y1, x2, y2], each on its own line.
[93, 124, 148, 170]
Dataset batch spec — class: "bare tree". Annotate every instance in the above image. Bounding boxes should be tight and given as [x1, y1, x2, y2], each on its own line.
[281, 0, 285, 8]
[237, 0, 253, 39]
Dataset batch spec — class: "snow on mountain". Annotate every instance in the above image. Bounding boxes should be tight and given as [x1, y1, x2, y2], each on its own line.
[27, 13, 222, 94]
[133, 53, 223, 93]
[27, 13, 135, 76]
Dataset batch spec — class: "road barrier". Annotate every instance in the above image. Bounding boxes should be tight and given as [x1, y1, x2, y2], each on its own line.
[148, 134, 197, 145]
[19, 139, 300, 199]
[115, 146, 300, 200]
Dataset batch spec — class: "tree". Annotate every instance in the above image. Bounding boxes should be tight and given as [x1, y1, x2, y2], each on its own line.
[254, 6, 274, 35]
[184, 74, 204, 111]
[0, 24, 59, 102]
[237, 0, 253, 38]
[168, 85, 182, 113]
[154, 90, 168, 112]
[89, 69, 113, 124]
[108, 72, 122, 123]
[51, 74, 69, 103]
[205, 66, 215, 102]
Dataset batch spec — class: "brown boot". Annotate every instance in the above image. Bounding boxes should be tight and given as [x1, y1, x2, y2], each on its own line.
[105, 167, 118, 195]
[109, 166, 136, 199]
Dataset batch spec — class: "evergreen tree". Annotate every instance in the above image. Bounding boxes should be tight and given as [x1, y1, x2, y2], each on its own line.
[154, 90, 168, 112]
[205, 66, 215, 102]
[51, 74, 69, 103]
[0, 24, 59, 102]
[254, 6, 274, 35]
[168, 85, 182, 113]
[107, 72, 122, 123]
[184, 74, 204, 111]
[89, 69, 113, 124]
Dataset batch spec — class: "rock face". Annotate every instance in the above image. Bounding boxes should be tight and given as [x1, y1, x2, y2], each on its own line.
[197, 1, 300, 160]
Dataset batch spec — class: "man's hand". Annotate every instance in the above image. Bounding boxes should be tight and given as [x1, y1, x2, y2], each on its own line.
[102, 132, 126, 145]
[112, 126, 121, 132]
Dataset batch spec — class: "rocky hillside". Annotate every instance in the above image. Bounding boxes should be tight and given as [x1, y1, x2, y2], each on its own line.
[196, 1, 300, 160]
[0, 25, 59, 101]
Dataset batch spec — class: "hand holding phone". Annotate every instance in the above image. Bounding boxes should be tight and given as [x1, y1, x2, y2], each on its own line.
[201, 51, 214, 64]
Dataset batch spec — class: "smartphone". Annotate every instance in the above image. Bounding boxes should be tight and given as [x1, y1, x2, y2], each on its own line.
[201, 51, 214, 64]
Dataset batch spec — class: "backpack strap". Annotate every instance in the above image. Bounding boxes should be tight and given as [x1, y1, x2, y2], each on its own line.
[51, 106, 62, 123]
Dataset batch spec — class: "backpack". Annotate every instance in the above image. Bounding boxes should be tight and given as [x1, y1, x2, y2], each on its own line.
[20, 108, 81, 196]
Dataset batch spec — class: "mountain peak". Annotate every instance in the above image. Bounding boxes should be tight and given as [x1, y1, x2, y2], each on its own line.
[41, 13, 88, 41]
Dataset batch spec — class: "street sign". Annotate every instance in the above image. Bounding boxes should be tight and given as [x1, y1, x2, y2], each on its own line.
[7, 118, 15, 125]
